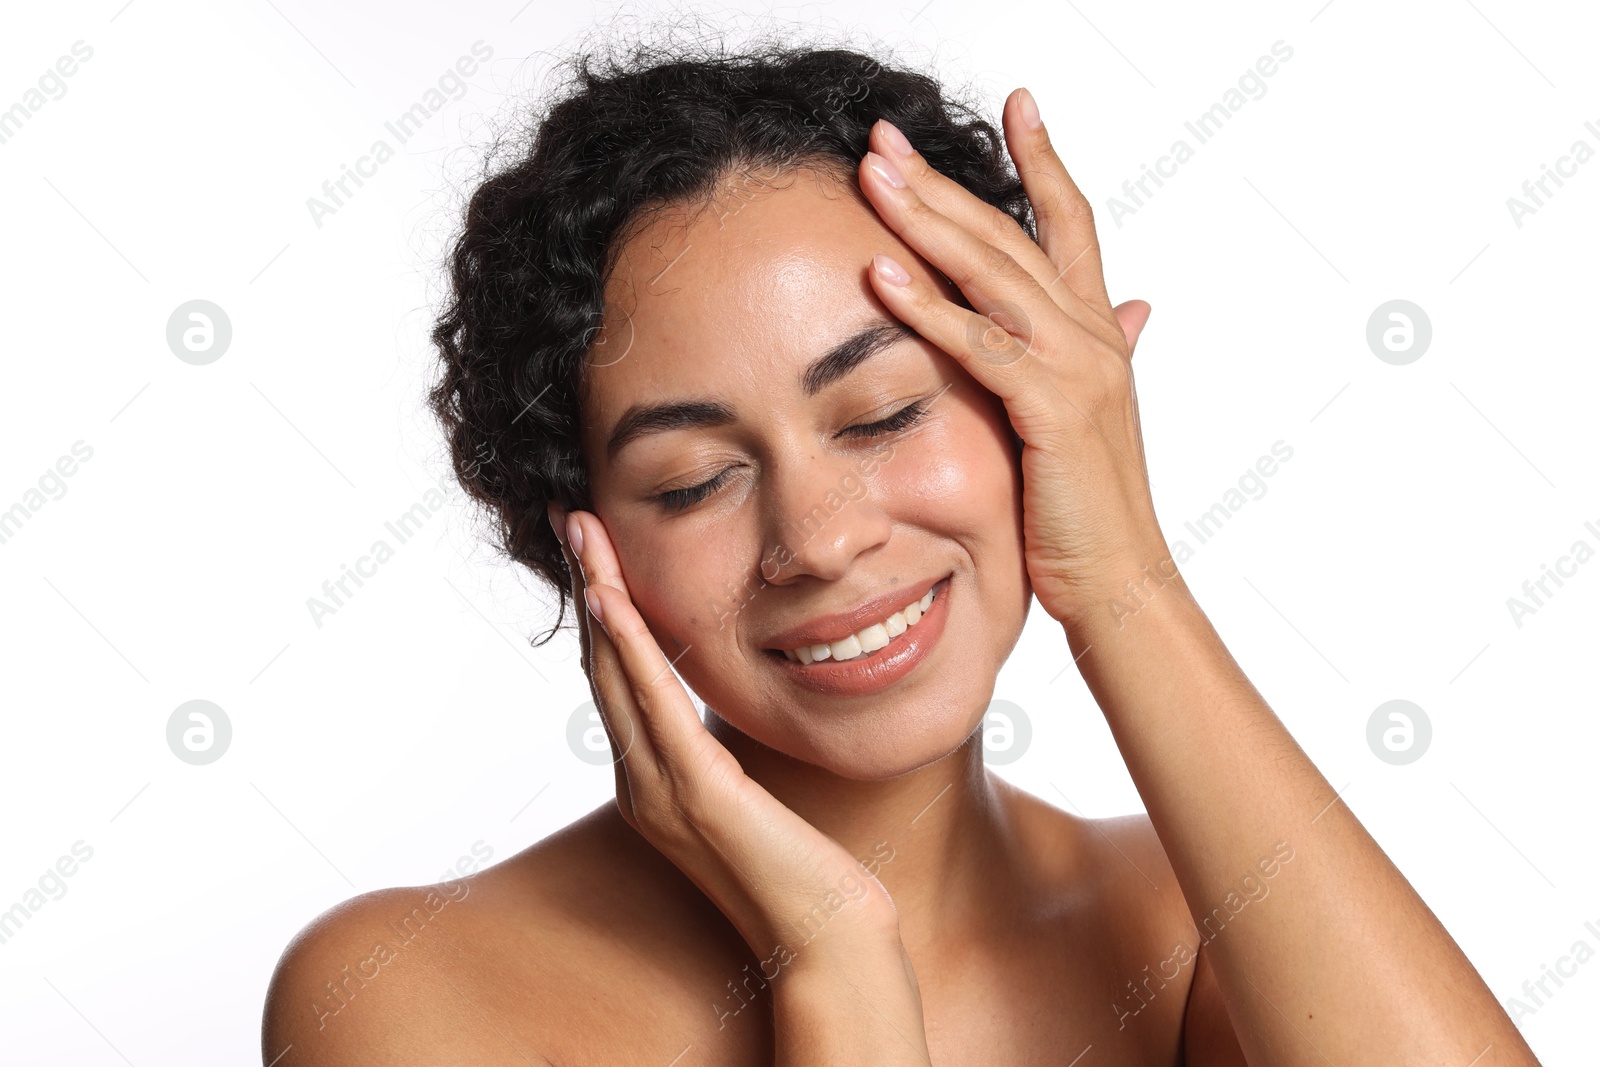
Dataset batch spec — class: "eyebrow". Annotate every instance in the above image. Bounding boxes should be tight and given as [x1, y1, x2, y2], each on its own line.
[604, 319, 918, 461]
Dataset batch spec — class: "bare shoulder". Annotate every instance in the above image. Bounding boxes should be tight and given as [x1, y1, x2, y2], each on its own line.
[997, 783, 1212, 1055]
[257, 817, 607, 1067]
[1003, 781, 1192, 934]
[1091, 811, 1188, 907]
[261, 803, 747, 1066]
[261, 879, 515, 1066]
[1082, 810, 1253, 1064]
[1082, 810, 1198, 969]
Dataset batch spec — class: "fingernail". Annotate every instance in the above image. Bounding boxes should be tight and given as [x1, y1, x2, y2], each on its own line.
[872, 253, 911, 287]
[547, 502, 567, 546]
[584, 586, 605, 626]
[566, 513, 584, 556]
[879, 119, 913, 157]
[865, 150, 906, 189]
[1018, 87, 1041, 130]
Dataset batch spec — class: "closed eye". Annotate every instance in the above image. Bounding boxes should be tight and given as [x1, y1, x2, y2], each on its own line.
[654, 399, 933, 512]
[838, 398, 931, 439]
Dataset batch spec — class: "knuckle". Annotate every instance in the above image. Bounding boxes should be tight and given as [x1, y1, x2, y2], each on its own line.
[631, 797, 678, 843]
[1036, 135, 1065, 172]
[902, 276, 934, 311]
[696, 746, 744, 797]
[1083, 352, 1133, 405]
[628, 662, 674, 710]
[979, 240, 1014, 278]
[982, 203, 1022, 247]
[1061, 187, 1095, 225]
[902, 194, 941, 232]
[947, 257, 984, 292]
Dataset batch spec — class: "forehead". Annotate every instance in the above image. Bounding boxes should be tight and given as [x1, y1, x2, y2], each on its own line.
[587, 165, 898, 401]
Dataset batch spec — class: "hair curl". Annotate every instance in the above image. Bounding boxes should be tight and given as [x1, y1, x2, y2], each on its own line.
[427, 28, 1034, 645]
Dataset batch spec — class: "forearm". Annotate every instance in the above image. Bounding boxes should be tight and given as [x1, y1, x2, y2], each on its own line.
[771, 920, 930, 1066]
[1065, 566, 1538, 1065]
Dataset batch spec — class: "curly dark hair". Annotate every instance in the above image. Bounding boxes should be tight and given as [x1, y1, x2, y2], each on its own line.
[427, 27, 1035, 645]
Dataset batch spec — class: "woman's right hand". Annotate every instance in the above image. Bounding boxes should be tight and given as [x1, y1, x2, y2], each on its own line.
[547, 504, 929, 1057]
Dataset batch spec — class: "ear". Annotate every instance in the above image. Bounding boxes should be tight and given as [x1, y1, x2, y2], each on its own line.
[1113, 300, 1153, 360]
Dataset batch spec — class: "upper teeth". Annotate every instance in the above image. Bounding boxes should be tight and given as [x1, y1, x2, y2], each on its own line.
[780, 586, 937, 665]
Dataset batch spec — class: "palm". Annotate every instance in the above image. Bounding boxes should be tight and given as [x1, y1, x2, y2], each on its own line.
[558, 505, 894, 958]
[1012, 299, 1153, 625]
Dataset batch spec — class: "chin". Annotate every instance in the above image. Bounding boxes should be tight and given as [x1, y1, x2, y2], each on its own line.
[794, 707, 990, 782]
[698, 666, 998, 782]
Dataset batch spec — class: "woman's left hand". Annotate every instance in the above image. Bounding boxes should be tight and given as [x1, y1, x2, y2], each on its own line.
[858, 89, 1168, 630]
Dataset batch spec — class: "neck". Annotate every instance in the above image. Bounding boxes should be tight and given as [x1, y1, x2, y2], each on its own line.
[704, 711, 1025, 953]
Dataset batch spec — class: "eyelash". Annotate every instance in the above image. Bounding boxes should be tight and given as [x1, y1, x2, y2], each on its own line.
[655, 399, 932, 512]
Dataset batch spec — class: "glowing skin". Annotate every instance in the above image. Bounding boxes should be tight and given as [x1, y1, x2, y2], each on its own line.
[579, 165, 1032, 780]
[264, 90, 1541, 1067]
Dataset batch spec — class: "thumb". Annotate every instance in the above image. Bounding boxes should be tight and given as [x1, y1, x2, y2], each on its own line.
[1113, 299, 1152, 360]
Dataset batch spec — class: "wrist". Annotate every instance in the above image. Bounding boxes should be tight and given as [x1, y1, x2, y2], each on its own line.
[1058, 548, 1197, 639]
[770, 894, 905, 978]
[771, 929, 928, 1065]
[1060, 566, 1246, 724]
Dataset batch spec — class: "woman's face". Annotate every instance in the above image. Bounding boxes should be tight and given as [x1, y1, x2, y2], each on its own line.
[578, 164, 1032, 780]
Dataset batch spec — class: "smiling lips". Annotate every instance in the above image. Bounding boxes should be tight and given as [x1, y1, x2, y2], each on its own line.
[779, 585, 937, 665]
[764, 575, 952, 696]
[762, 571, 948, 661]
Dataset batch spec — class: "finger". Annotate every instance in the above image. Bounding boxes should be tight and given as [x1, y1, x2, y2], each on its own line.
[858, 145, 1120, 352]
[576, 566, 755, 837]
[547, 502, 592, 669]
[868, 251, 1076, 434]
[548, 502, 644, 812]
[1113, 300, 1152, 360]
[869, 118, 1066, 312]
[570, 512, 712, 772]
[1001, 87, 1117, 324]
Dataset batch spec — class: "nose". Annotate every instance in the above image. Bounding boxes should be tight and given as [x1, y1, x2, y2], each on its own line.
[759, 450, 893, 585]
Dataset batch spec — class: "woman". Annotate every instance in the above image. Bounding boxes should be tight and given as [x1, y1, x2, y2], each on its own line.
[262, 37, 1540, 1065]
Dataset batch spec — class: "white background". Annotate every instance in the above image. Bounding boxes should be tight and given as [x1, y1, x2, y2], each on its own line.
[1, 0, 1595, 1063]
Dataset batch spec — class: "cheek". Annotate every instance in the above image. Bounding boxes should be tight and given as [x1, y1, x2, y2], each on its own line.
[617, 518, 768, 659]
[614, 525, 736, 654]
[879, 406, 1021, 535]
